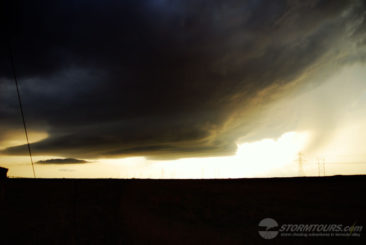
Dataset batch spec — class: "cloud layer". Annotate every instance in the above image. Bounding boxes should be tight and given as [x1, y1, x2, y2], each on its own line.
[1, 0, 365, 159]
[37, 158, 89, 164]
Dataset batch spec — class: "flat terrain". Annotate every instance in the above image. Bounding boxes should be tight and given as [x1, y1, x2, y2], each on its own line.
[1, 176, 365, 244]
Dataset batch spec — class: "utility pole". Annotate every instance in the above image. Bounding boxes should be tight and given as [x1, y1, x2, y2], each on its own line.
[298, 152, 305, 176]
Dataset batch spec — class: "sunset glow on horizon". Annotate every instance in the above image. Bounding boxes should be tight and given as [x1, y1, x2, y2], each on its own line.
[1, 131, 310, 178]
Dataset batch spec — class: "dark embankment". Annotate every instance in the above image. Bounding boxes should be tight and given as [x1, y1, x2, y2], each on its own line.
[1, 176, 365, 244]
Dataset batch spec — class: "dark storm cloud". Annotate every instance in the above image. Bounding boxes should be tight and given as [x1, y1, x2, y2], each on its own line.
[37, 158, 88, 164]
[1, 0, 365, 159]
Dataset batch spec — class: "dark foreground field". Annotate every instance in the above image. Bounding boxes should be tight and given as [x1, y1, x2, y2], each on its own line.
[1, 176, 366, 244]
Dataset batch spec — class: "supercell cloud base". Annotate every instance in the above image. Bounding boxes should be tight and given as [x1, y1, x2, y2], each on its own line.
[0, 0, 366, 178]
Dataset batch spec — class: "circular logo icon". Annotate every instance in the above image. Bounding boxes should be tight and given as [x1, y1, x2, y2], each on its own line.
[258, 218, 279, 239]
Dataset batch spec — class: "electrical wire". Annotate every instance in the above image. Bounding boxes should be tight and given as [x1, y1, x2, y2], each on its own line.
[8, 42, 36, 178]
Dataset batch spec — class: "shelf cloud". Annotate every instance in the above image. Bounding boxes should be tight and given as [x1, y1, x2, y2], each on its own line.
[1, 0, 365, 160]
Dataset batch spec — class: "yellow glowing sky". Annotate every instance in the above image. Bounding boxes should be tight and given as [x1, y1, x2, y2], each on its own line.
[1, 64, 366, 178]
[1, 129, 365, 179]
[0, 131, 308, 178]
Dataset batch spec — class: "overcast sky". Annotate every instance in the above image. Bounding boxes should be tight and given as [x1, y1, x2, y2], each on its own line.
[1, 0, 366, 178]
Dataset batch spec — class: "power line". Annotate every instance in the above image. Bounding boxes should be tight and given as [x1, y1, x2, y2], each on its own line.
[8, 42, 36, 178]
[324, 162, 366, 165]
